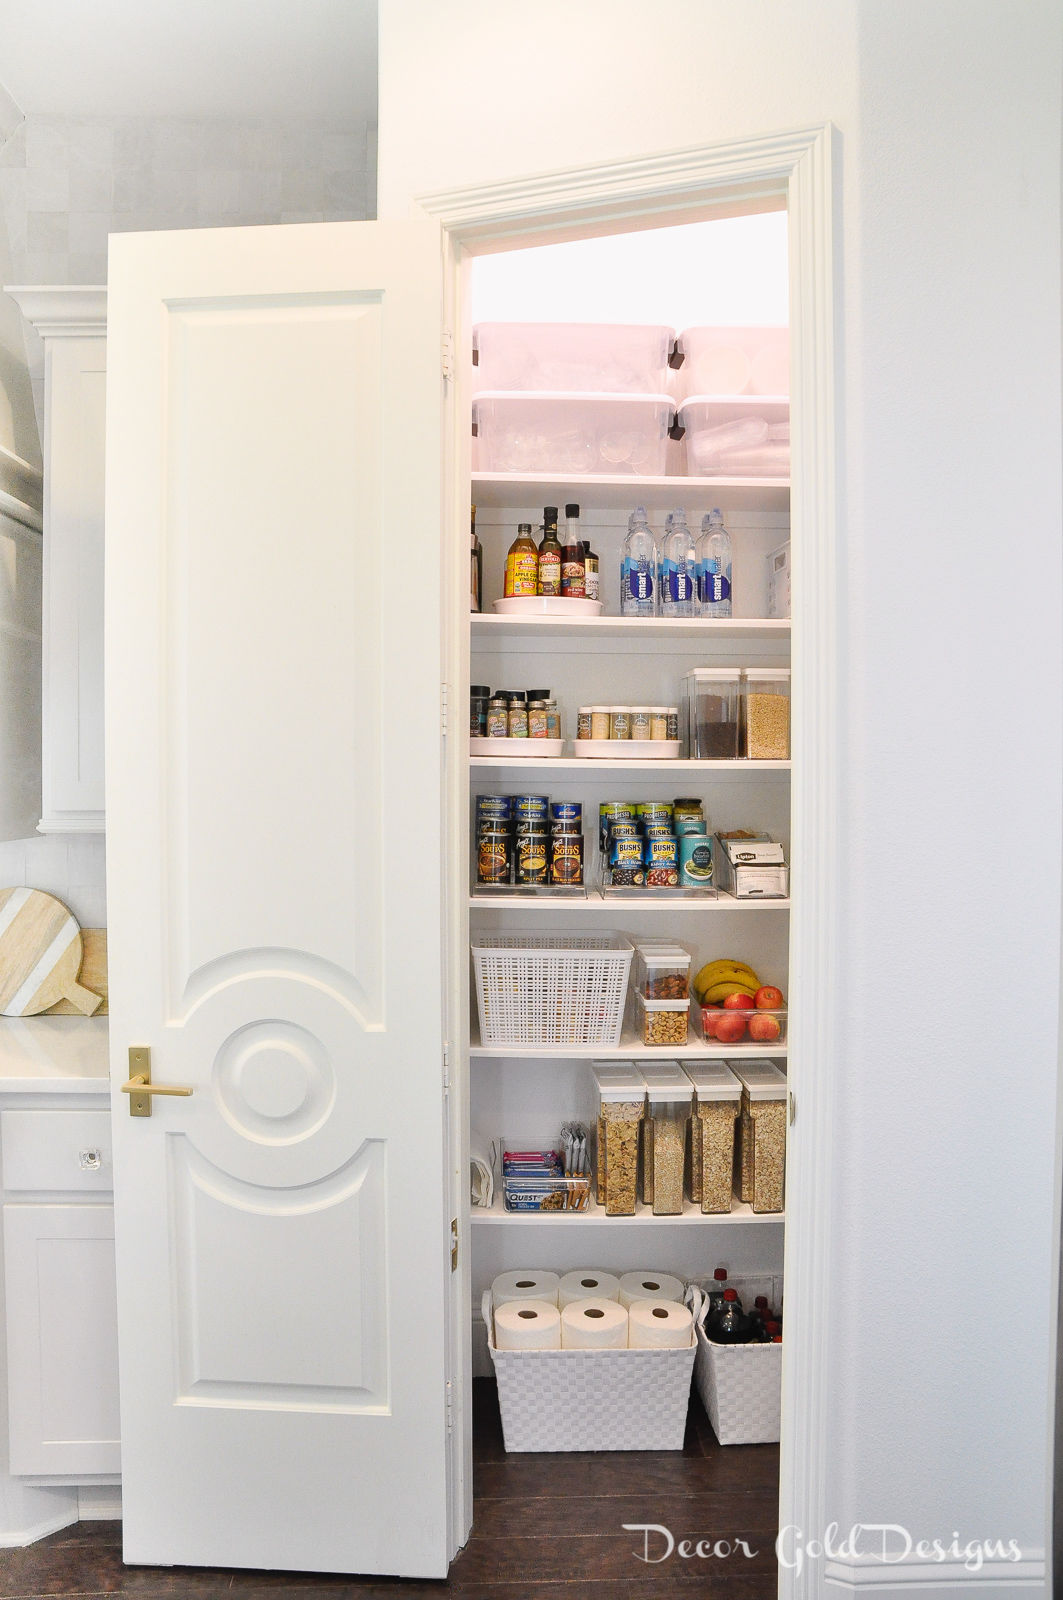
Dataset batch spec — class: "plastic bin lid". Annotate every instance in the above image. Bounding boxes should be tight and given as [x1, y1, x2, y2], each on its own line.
[683, 668, 743, 681]
[592, 1061, 647, 1101]
[730, 1059, 788, 1100]
[636, 992, 690, 1012]
[473, 320, 676, 338]
[683, 1061, 743, 1101]
[744, 667, 791, 681]
[471, 389, 676, 406]
[639, 947, 692, 968]
[640, 1061, 695, 1101]
[676, 393, 790, 412]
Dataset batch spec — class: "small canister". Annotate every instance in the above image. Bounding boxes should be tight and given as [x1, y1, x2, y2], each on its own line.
[516, 830, 550, 885]
[590, 706, 611, 740]
[486, 697, 509, 737]
[666, 707, 680, 741]
[679, 833, 713, 888]
[609, 706, 631, 740]
[514, 794, 549, 826]
[550, 831, 584, 886]
[528, 700, 549, 738]
[470, 685, 491, 737]
[630, 707, 652, 740]
[551, 801, 582, 828]
[576, 707, 593, 741]
[477, 828, 512, 885]
[649, 706, 669, 740]
[545, 699, 561, 741]
[508, 698, 529, 738]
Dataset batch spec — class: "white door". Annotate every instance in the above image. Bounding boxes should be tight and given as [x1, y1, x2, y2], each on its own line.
[104, 221, 454, 1577]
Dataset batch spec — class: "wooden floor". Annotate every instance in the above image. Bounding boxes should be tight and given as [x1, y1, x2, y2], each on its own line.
[0, 1381, 781, 1598]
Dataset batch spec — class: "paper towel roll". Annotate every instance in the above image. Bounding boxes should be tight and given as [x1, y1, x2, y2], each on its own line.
[494, 1298, 562, 1351]
[560, 1297, 629, 1349]
[558, 1269, 621, 1308]
[492, 1270, 561, 1307]
[628, 1298, 693, 1349]
[618, 1271, 686, 1309]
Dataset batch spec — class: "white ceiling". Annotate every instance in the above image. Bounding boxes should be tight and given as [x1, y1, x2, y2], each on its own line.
[0, 0, 376, 123]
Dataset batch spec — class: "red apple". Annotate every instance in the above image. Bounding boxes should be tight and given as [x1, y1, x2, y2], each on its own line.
[702, 1006, 724, 1039]
[749, 1012, 782, 1043]
[723, 990, 756, 1009]
[714, 1012, 748, 1044]
[754, 985, 784, 1009]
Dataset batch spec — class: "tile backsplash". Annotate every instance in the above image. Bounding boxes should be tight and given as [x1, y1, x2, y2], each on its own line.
[0, 834, 105, 927]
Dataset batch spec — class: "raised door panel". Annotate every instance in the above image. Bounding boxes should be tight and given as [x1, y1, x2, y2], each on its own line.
[105, 220, 452, 1578]
[3, 1203, 120, 1476]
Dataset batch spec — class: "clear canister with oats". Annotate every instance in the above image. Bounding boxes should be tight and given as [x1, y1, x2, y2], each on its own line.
[743, 668, 791, 760]
[592, 1062, 646, 1216]
[641, 1060, 694, 1216]
[731, 1059, 787, 1213]
[684, 1060, 742, 1213]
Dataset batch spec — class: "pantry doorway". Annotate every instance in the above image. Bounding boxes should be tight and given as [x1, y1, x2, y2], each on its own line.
[418, 123, 839, 1589]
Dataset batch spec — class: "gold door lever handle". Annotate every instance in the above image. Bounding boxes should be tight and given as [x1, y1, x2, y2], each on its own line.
[123, 1048, 193, 1116]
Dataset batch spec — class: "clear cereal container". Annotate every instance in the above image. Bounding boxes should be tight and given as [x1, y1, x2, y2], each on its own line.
[592, 1062, 646, 1216]
[472, 322, 676, 394]
[683, 1061, 742, 1213]
[634, 944, 691, 999]
[640, 1061, 694, 1215]
[635, 990, 690, 1048]
[730, 1059, 787, 1214]
[684, 667, 742, 760]
[743, 668, 791, 760]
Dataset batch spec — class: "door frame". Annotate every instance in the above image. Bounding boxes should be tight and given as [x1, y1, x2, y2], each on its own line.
[417, 124, 839, 1591]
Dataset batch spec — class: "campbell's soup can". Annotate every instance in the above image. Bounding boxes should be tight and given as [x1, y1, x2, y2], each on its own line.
[477, 829, 512, 885]
[550, 832, 584, 886]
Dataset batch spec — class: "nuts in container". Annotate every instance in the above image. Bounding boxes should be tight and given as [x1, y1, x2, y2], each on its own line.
[634, 943, 691, 999]
[635, 990, 690, 1046]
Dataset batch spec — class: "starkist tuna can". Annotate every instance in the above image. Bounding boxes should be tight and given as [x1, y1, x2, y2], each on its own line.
[476, 794, 511, 825]
[514, 794, 549, 825]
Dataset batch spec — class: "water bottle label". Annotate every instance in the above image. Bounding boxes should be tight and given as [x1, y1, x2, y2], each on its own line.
[667, 567, 692, 604]
[700, 570, 731, 604]
[628, 564, 653, 602]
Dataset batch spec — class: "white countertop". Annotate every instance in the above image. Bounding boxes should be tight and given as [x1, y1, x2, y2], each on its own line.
[0, 1017, 110, 1095]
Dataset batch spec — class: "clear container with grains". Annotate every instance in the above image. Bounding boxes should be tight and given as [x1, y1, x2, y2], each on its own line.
[630, 707, 652, 740]
[684, 667, 742, 759]
[684, 1061, 742, 1212]
[609, 706, 631, 740]
[577, 706, 593, 741]
[592, 1062, 646, 1216]
[650, 707, 670, 740]
[731, 1059, 787, 1213]
[590, 706, 611, 740]
[634, 944, 691, 999]
[635, 989, 690, 1047]
[744, 668, 790, 760]
[640, 1061, 694, 1215]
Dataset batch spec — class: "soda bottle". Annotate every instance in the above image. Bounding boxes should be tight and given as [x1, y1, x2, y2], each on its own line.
[706, 1288, 756, 1344]
[706, 1266, 732, 1313]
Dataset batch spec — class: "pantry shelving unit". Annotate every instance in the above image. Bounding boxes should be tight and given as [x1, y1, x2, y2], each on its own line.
[468, 453, 791, 1299]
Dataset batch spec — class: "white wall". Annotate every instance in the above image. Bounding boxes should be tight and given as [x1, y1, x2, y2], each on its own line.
[379, 0, 1063, 1590]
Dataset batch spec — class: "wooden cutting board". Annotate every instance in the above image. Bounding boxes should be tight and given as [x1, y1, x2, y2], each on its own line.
[0, 888, 103, 1016]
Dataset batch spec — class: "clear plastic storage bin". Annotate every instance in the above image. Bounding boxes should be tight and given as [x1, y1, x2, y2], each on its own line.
[592, 1062, 646, 1217]
[743, 669, 791, 760]
[767, 540, 791, 619]
[676, 326, 789, 397]
[677, 397, 790, 478]
[635, 989, 690, 1047]
[684, 667, 742, 759]
[473, 323, 676, 394]
[633, 944, 691, 999]
[640, 1061, 694, 1215]
[684, 1061, 742, 1213]
[473, 391, 674, 476]
[701, 1004, 786, 1047]
[731, 1059, 788, 1214]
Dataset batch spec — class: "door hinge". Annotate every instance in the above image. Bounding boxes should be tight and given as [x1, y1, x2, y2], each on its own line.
[442, 1043, 450, 1093]
[441, 682, 449, 737]
[450, 1218, 458, 1272]
[445, 1378, 455, 1433]
[441, 329, 455, 383]
[789, 1091, 796, 1127]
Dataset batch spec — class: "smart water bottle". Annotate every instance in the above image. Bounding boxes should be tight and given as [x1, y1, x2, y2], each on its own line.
[621, 505, 657, 617]
[660, 506, 694, 617]
[698, 508, 733, 618]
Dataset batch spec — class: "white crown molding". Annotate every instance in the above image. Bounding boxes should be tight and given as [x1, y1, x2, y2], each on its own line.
[5, 286, 107, 338]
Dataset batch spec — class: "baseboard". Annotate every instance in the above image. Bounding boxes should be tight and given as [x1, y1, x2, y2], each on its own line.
[0, 1506, 79, 1548]
[823, 1550, 1046, 1595]
[77, 1485, 122, 1521]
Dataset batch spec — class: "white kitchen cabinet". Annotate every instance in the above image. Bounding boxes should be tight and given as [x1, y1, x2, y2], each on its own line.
[6, 288, 106, 834]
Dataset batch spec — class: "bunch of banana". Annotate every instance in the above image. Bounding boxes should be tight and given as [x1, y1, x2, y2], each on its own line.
[693, 957, 762, 1005]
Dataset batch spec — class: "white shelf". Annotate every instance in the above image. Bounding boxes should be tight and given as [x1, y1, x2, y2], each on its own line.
[471, 1194, 780, 1225]
[470, 1026, 787, 1061]
[472, 471, 789, 512]
[469, 889, 789, 912]
[470, 756, 790, 775]
[471, 612, 789, 644]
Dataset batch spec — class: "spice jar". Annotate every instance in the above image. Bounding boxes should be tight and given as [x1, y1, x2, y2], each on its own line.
[731, 1060, 787, 1213]
[486, 696, 509, 738]
[590, 706, 611, 740]
[576, 707, 593, 740]
[507, 693, 529, 739]
[684, 1061, 741, 1213]
[592, 1063, 646, 1216]
[641, 1062, 694, 1215]
[650, 706, 669, 740]
[666, 707, 680, 741]
[630, 707, 652, 740]
[744, 669, 791, 760]
[470, 685, 491, 737]
[528, 699, 549, 738]
[545, 700, 561, 741]
[609, 707, 631, 740]
[684, 667, 741, 759]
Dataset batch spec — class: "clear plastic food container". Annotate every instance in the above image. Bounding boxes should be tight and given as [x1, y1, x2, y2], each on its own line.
[730, 1059, 787, 1213]
[634, 945, 691, 999]
[684, 667, 742, 759]
[677, 397, 790, 478]
[635, 990, 690, 1047]
[640, 1061, 694, 1215]
[592, 1062, 646, 1216]
[676, 326, 789, 397]
[472, 391, 674, 476]
[701, 1005, 786, 1048]
[744, 668, 791, 760]
[473, 322, 676, 394]
[683, 1061, 742, 1213]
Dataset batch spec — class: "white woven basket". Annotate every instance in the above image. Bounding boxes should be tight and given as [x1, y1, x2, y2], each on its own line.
[472, 932, 634, 1047]
[693, 1290, 782, 1445]
[484, 1288, 700, 1452]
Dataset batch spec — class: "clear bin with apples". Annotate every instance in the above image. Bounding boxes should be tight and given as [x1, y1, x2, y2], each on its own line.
[699, 977, 787, 1049]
